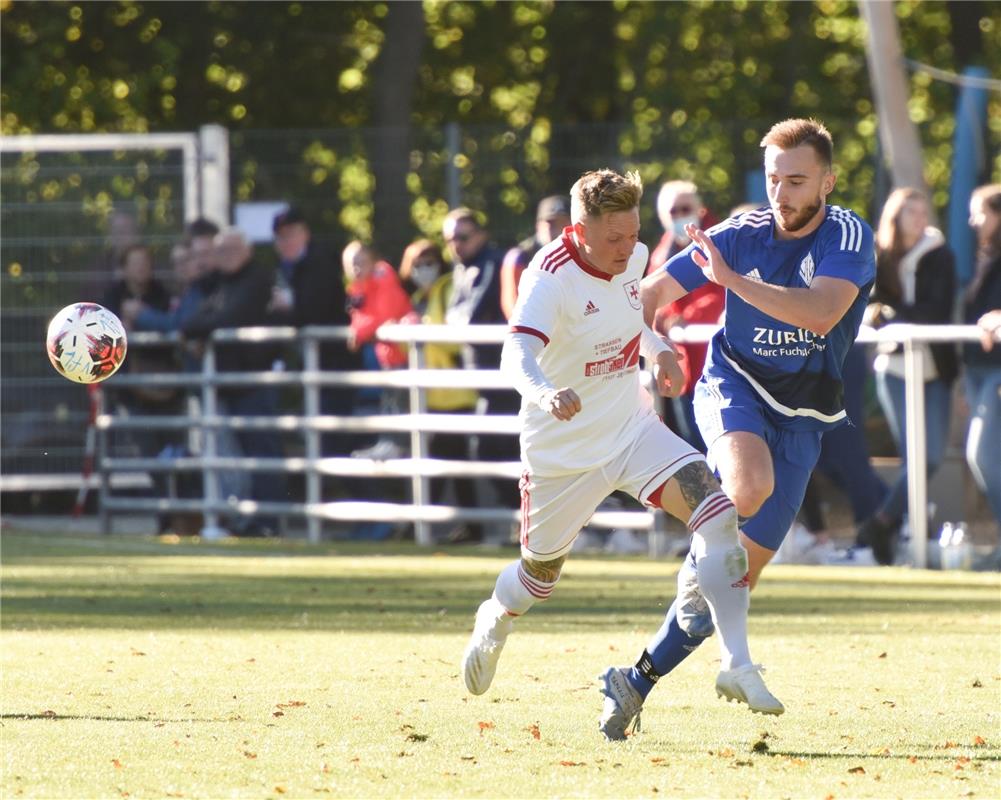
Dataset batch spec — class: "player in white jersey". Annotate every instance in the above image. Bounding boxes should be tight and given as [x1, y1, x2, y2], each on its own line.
[461, 169, 783, 739]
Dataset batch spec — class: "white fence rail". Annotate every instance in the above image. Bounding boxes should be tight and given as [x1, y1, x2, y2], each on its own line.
[95, 322, 989, 566]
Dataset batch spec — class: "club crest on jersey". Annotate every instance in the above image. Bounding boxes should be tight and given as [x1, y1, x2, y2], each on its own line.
[623, 279, 641, 309]
[799, 252, 815, 286]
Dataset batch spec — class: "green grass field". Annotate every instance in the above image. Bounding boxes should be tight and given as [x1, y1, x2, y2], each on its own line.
[2, 528, 999, 800]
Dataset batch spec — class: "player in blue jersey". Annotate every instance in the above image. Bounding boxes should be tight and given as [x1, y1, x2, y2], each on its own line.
[598, 118, 876, 739]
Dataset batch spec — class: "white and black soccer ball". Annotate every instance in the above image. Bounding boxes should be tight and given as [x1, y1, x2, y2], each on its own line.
[46, 302, 128, 384]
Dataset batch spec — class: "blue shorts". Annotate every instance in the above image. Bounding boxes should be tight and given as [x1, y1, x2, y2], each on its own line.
[694, 372, 823, 551]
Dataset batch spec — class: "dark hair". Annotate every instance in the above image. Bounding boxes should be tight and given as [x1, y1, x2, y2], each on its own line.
[184, 218, 220, 242]
[760, 118, 834, 169]
[118, 243, 151, 269]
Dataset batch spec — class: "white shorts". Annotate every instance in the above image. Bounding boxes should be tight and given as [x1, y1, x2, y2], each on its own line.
[518, 412, 703, 561]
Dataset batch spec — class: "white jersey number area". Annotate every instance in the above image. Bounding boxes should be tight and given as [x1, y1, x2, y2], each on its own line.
[508, 228, 655, 477]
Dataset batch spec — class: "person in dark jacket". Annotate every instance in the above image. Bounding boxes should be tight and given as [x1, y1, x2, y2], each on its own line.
[269, 207, 360, 456]
[858, 187, 958, 564]
[183, 227, 286, 536]
[963, 184, 1001, 568]
[443, 208, 519, 540]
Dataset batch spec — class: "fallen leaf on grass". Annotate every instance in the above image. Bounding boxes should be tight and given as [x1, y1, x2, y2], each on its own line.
[407, 733, 429, 742]
[971, 679, 982, 688]
[477, 721, 495, 735]
[717, 748, 735, 758]
[877, 652, 887, 659]
[242, 751, 256, 759]
[527, 724, 541, 740]
[650, 757, 667, 764]
[274, 787, 286, 794]
[40, 710, 57, 718]
[908, 756, 918, 764]
[112, 760, 124, 769]
[276, 701, 306, 709]
[272, 711, 284, 718]
[973, 736, 987, 746]
[847, 766, 865, 775]
[559, 761, 584, 767]
[751, 741, 769, 754]
[130, 649, 146, 656]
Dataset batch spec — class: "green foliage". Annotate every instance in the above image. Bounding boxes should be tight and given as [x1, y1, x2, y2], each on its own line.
[2, 0, 999, 250]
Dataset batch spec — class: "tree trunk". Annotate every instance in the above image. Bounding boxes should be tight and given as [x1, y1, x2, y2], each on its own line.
[370, 0, 426, 264]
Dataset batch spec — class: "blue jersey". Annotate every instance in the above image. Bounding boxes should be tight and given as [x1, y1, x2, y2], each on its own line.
[666, 205, 875, 432]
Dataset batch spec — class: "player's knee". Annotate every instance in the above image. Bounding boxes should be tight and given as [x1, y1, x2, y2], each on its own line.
[727, 477, 773, 519]
[520, 555, 565, 585]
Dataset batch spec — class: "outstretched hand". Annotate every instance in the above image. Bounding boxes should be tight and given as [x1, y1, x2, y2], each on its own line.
[541, 387, 582, 421]
[687, 224, 735, 288]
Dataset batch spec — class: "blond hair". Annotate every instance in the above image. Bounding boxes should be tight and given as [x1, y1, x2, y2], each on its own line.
[570, 169, 643, 223]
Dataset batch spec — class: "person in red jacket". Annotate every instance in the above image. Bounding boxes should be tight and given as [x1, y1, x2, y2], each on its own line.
[342, 240, 415, 463]
[645, 181, 725, 451]
[343, 240, 415, 369]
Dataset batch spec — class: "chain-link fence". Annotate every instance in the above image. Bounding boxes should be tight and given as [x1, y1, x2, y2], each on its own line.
[1, 141, 192, 478]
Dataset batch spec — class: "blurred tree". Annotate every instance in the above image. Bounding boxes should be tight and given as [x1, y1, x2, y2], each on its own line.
[2, 0, 998, 247]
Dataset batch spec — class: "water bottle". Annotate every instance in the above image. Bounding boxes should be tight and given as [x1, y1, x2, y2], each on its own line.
[937, 521, 955, 570]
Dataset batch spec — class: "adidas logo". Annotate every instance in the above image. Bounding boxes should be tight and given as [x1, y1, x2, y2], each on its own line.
[745, 268, 763, 284]
[584, 300, 600, 316]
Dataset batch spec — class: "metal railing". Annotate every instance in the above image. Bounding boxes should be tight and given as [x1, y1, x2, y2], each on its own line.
[95, 322, 990, 566]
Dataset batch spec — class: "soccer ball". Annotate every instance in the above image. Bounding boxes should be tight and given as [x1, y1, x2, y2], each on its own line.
[46, 302, 128, 384]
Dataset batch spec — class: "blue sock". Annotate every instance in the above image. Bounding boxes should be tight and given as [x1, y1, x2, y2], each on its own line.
[626, 598, 707, 699]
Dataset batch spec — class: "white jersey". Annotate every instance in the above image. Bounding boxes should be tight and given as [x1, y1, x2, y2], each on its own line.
[508, 228, 654, 476]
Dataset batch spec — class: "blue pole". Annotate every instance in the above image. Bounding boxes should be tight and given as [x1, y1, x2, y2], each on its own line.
[948, 66, 989, 289]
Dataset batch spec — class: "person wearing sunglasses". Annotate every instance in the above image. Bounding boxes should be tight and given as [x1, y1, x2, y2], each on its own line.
[442, 208, 519, 541]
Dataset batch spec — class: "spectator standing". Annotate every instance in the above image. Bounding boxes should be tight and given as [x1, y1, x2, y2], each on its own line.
[645, 181, 725, 451]
[443, 208, 519, 539]
[499, 195, 572, 320]
[963, 185, 1001, 568]
[343, 240, 414, 461]
[269, 207, 360, 455]
[182, 228, 286, 537]
[399, 239, 482, 541]
[101, 243, 177, 500]
[101, 243, 172, 319]
[859, 187, 958, 564]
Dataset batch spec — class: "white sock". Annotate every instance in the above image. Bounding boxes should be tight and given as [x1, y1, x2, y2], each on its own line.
[688, 492, 752, 670]
[492, 560, 558, 618]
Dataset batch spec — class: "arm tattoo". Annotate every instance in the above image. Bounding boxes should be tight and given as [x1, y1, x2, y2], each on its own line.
[673, 462, 723, 513]
[521, 555, 566, 583]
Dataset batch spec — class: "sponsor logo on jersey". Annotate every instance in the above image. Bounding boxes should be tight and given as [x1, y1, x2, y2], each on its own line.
[584, 332, 641, 377]
[745, 268, 763, 283]
[751, 326, 827, 358]
[623, 279, 641, 309]
[799, 252, 815, 286]
[584, 300, 599, 316]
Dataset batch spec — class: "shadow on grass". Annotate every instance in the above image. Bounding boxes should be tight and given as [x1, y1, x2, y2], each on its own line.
[765, 748, 1001, 763]
[3, 532, 999, 633]
[0, 713, 229, 723]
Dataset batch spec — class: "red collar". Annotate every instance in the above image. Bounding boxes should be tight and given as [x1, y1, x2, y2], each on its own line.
[561, 227, 613, 282]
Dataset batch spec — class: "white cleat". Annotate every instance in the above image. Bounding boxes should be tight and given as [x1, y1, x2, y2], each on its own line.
[462, 599, 511, 695]
[716, 663, 784, 715]
[676, 556, 715, 638]
[598, 666, 644, 741]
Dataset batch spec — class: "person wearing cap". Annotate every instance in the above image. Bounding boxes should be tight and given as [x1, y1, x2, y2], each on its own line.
[270, 206, 361, 455]
[500, 195, 572, 320]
